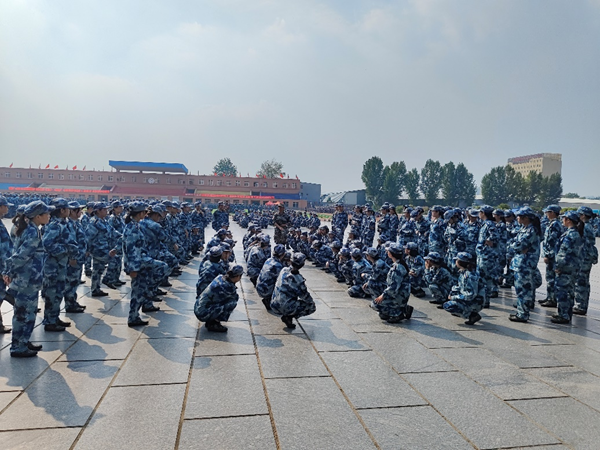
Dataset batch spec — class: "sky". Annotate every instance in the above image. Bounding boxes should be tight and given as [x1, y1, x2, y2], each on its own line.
[1, 0, 599, 196]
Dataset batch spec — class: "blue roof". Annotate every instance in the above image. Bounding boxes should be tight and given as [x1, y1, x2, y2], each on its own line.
[0, 183, 31, 190]
[109, 160, 188, 174]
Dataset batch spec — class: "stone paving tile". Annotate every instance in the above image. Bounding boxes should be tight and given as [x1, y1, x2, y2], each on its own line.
[321, 351, 427, 409]
[195, 320, 255, 356]
[256, 334, 329, 378]
[299, 296, 340, 320]
[525, 366, 600, 410]
[74, 383, 186, 450]
[403, 371, 559, 449]
[266, 377, 376, 450]
[432, 347, 566, 401]
[539, 344, 600, 377]
[300, 319, 368, 352]
[403, 323, 485, 349]
[179, 415, 276, 450]
[0, 391, 19, 411]
[247, 307, 304, 335]
[139, 310, 199, 339]
[509, 397, 600, 450]
[58, 323, 141, 362]
[0, 360, 120, 430]
[360, 332, 454, 373]
[185, 355, 267, 419]
[1, 427, 81, 450]
[359, 406, 474, 450]
[331, 306, 407, 333]
[113, 337, 194, 386]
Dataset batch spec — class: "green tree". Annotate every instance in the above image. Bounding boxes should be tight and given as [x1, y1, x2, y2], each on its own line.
[404, 168, 420, 205]
[454, 163, 477, 207]
[256, 159, 284, 178]
[481, 166, 508, 206]
[381, 161, 407, 205]
[541, 173, 563, 206]
[563, 192, 579, 198]
[505, 165, 526, 204]
[213, 157, 238, 176]
[420, 159, 442, 206]
[524, 171, 544, 205]
[441, 162, 458, 205]
[361, 156, 385, 205]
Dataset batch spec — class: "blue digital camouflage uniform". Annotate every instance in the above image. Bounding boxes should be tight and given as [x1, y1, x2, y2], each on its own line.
[510, 223, 541, 320]
[541, 218, 563, 302]
[270, 267, 316, 318]
[256, 257, 285, 299]
[247, 246, 269, 284]
[123, 220, 169, 323]
[42, 216, 77, 325]
[339, 252, 354, 284]
[332, 210, 348, 242]
[493, 221, 507, 294]
[372, 262, 410, 319]
[476, 219, 498, 305]
[86, 215, 115, 293]
[212, 209, 230, 231]
[444, 221, 466, 280]
[443, 269, 483, 319]
[554, 227, 582, 320]
[574, 222, 598, 312]
[389, 213, 399, 243]
[397, 218, 417, 248]
[503, 219, 520, 287]
[64, 217, 87, 308]
[141, 217, 179, 274]
[105, 213, 124, 284]
[406, 254, 426, 292]
[464, 219, 480, 256]
[350, 211, 363, 236]
[194, 274, 239, 322]
[0, 219, 14, 328]
[362, 214, 376, 247]
[348, 258, 373, 297]
[424, 266, 454, 303]
[428, 218, 446, 256]
[362, 258, 390, 298]
[378, 213, 391, 243]
[6, 223, 45, 353]
[196, 259, 226, 298]
[414, 216, 430, 256]
[80, 211, 92, 274]
[314, 245, 334, 267]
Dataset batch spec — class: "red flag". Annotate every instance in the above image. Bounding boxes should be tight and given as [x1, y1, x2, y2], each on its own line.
[73, 165, 77, 170]
[38, 164, 41, 169]
[214, 172, 217, 176]
[82, 166, 86, 171]
[295, 175, 299, 180]
[65, 165, 68, 170]
[263, 175, 266, 179]
[54, 165, 59, 169]
[45, 164, 50, 169]
[279, 173, 284, 178]
[9, 163, 13, 168]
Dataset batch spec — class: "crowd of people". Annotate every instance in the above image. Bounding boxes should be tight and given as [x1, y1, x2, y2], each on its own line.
[1, 195, 598, 358]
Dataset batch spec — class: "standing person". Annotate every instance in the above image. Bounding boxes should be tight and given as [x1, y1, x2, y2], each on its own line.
[332, 203, 348, 243]
[443, 252, 484, 325]
[195, 265, 244, 332]
[122, 202, 169, 327]
[539, 205, 563, 308]
[501, 210, 519, 288]
[86, 202, 117, 297]
[428, 206, 446, 256]
[4, 201, 51, 357]
[362, 207, 376, 247]
[372, 244, 413, 323]
[475, 206, 498, 306]
[212, 201, 230, 231]
[81, 203, 93, 276]
[271, 253, 316, 329]
[104, 201, 125, 288]
[492, 209, 507, 295]
[377, 204, 391, 243]
[273, 203, 291, 246]
[0, 196, 15, 333]
[389, 205, 399, 244]
[508, 207, 542, 323]
[573, 207, 599, 315]
[551, 211, 583, 324]
[443, 209, 466, 281]
[41, 198, 77, 331]
[64, 201, 87, 313]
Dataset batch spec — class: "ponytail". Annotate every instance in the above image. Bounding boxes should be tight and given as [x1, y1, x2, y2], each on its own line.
[576, 221, 585, 237]
[15, 215, 28, 237]
[531, 216, 542, 236]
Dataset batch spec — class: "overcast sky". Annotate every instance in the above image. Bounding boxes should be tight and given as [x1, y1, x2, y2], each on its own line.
[1, 0, 599, 195]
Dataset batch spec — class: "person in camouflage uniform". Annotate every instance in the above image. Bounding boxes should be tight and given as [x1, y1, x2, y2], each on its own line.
[405, 242, 426, 297]
[475, 206, 498, 306]
[551, 211, 583, 323]
[271, 253, 315, 328]
[64, 201, 87, 313]
[443, 209, 466, 281]
[377, 204, 392, 243]
[5, 201, 51, 357]
[389, 205, 399, 243]
[247, 235, 270, 286]
[362, 207, 376, 247]
[428, 206, 446, 256]
[331, 203, 348, 242]
[195, 265, 243, 332]
[104, 201, 125, 288]
[350, 205, 364, 237]
[212, 201, 230, 231]
[424, 252, 453, 305]
[508, 207, 542, 323]
[273, 204, 291, 245]
[0, 196, 15, 334]
[413, 208, 430, 257]
[372, 244, 413, 323]
[443, 252, 484, 325]
[539, 205, 563, 307]
[326, 241, 346, 282]
[573, 207, 599, 315]
[196, 246, 227, 298]
[347, 248, 373, 298]
[256, 244, 288, 310]
[362, 247, 390, 298]
[501, 210, 519, 288]
[86, 202, 117, 297]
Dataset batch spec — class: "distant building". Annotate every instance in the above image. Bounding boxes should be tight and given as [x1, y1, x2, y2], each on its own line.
[0, 160, 307, 208]
[507, 153, 562, 177]
[321, 190, 366, 206]
[300, 182, 322, 207]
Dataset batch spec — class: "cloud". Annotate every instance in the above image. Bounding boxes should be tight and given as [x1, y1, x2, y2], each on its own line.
[263, 18, 305, 44]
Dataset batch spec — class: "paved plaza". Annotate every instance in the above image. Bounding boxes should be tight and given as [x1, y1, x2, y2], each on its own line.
[1, 222, 600, 449]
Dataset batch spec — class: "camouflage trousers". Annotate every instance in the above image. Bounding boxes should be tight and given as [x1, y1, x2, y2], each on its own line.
[556, 271, 576, 320]
[10, 288, 39, 353]
[429, 283, 451, 303]
[42, 257, 68, 325]
[514, 269, 536, 320]
[544, 259, 556, 301]
[363, 280, 387, 298]
[476, 258, 495, 306]
[348, 284, 368, 298]
[574, 264, 593, 312]
[443, 297, 483, 319]
[194, 298, 238, 322]
[91, 257, 108, 292]
[271, 298, 316, 319]
[104, 252, 123, 284]
[64, 262, 83, 308]
[84, 253, 92, 273]
[128, 260, 170, 322]
[371, 296, 409, 319]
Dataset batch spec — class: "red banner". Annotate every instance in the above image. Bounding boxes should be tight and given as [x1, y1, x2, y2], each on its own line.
[196, 193, 274, 199]
[8, 187, 110, 194]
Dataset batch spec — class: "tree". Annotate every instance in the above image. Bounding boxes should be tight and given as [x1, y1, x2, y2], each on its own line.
[361, 157, 385, 205]
[420, 159, 442, 206]
[540, 173, 563, 206]
[505, 165, 526, 204]
[256, 159, 284, 178]
[524, 171, 544, 205]
[441, 162, 458, 206]
[454, 163, 477, 207]
[381, 161, 407, 205]
[404, 168, 420, 205]
[481, 166, 508, 206]
[213, 158, 238, 176]
[563, 192, 579, 198]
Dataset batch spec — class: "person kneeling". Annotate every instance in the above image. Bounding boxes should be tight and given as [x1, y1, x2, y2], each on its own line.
[271, 253, 315, 329]
[443, 252, 484, 325]
[194, 265, 243, 332]
[372, 244, 413, 323]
